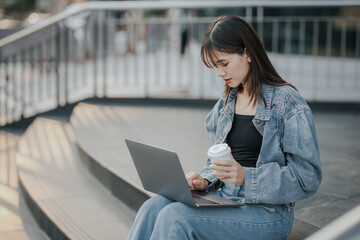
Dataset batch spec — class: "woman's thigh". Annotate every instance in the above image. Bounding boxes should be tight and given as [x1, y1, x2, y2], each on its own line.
[140, 194, 174, 212]
[152, 201, 293, 240]
[135, 195, 174, 223]
[128, 195, 175, 240]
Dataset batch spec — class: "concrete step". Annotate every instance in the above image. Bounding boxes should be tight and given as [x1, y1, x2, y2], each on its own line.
[0, 130, 50, 240]
[16, 116, 136, 240]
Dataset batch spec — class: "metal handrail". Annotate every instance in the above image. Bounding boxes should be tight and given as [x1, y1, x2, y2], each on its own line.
[1, 0, 360, 49]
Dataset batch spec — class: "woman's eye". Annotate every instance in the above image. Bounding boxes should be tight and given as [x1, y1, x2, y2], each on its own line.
[222, 63, 228, 67]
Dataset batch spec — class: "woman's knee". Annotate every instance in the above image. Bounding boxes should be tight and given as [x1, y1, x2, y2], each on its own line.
[156, 202, 193, 224]
[151, 203, 197, 239]
[138, 195, 173, 215]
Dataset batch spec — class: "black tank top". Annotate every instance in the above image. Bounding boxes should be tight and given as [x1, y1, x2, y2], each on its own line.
[226, 114, 263, 167]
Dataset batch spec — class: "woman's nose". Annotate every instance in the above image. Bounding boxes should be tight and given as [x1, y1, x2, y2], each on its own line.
[216, 67, 226, 77]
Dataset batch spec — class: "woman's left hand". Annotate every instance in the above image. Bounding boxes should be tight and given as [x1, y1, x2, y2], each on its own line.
[210, 154, 245, 185]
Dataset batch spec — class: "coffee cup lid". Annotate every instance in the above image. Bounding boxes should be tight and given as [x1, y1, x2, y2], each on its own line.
[208, 143, 230, 157]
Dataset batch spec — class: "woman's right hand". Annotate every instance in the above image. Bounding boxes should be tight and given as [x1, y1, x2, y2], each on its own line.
[185, 172, 209, 191]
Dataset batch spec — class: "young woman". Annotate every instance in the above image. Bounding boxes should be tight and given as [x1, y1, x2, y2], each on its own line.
[127, 15, 322, 240]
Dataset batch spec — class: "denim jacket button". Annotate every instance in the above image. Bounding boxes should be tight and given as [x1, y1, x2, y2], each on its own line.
[256, 120, 261, 124]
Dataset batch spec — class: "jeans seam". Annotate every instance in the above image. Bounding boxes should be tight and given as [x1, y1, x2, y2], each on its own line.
[285, 209, 294, 236]
[181, 215, 285, 226]
[168, 216, 187, 240]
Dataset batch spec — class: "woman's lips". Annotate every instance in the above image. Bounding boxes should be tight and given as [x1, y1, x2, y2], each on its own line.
[224, 78, 232, 84]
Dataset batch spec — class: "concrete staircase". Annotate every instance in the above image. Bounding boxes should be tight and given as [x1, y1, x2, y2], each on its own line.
[12, 99, 218, 240]
[9, 99, 359, 240]
[16, 113, 136, 239]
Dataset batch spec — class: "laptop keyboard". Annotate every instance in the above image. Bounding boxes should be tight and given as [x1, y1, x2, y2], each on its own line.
[193, 196, 220, 205]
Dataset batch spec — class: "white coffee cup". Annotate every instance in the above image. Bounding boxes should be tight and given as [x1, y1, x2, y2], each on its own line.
[207, 143, 231, 162]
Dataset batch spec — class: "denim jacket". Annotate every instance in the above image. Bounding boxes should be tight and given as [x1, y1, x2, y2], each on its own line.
[200, 84, 322, 205]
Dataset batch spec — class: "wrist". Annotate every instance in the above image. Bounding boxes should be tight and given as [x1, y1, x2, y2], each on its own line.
[204, 178, 211, 186]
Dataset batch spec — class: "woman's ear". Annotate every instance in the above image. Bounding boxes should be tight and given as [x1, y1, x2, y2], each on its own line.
[244, 48, 252, 63]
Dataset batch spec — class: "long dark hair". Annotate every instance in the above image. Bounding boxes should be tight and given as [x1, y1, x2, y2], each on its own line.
[201, 16, 296, 107]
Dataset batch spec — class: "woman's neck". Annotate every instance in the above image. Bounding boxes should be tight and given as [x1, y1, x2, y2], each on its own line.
[235, 87, 257, 115]
[239, 82, 250, 95]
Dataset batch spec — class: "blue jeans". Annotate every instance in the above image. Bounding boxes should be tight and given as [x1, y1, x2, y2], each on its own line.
[127, 194, 294, 240]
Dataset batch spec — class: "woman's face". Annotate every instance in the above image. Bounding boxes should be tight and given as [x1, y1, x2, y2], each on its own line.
[212, 50, 251, 88]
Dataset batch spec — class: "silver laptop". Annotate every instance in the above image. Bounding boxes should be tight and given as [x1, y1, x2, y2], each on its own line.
[125, 139, 243, 207]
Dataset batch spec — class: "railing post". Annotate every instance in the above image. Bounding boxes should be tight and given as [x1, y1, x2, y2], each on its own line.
[356, 21, 360, 59]
[257, 7, 264, 42]
[246, 6, 252, 23]
[64, 23, 69, 104]
[55, 24, 61, 107]
[11, 54, 17, 122]
[20, 50, 26, 118]
[46, 38, 52, 99]
[340, 20, 347, 89]
[299, 19, 305, 55]
[4, 58, 9, 124]
[312, 19, 319, 101]
[93, 10, 98, 97]
[356, 21, 360, 89]
[103, 10, 108, 97]
[285, 19, 292, 54]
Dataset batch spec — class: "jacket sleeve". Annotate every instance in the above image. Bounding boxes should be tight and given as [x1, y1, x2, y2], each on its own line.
[243, 106, 322, 204]
[204, 98, 223, 143]
[199, 158, 225, 192]
[199, 98, 225, 191]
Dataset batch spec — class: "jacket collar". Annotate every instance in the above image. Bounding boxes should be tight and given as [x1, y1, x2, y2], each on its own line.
[224, 84, 273, 121]
[254, 84, 273, 121]
[221, 87, 239, 115]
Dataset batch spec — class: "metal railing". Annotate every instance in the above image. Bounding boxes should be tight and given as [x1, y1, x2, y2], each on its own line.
[0, 1, 360, 126]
